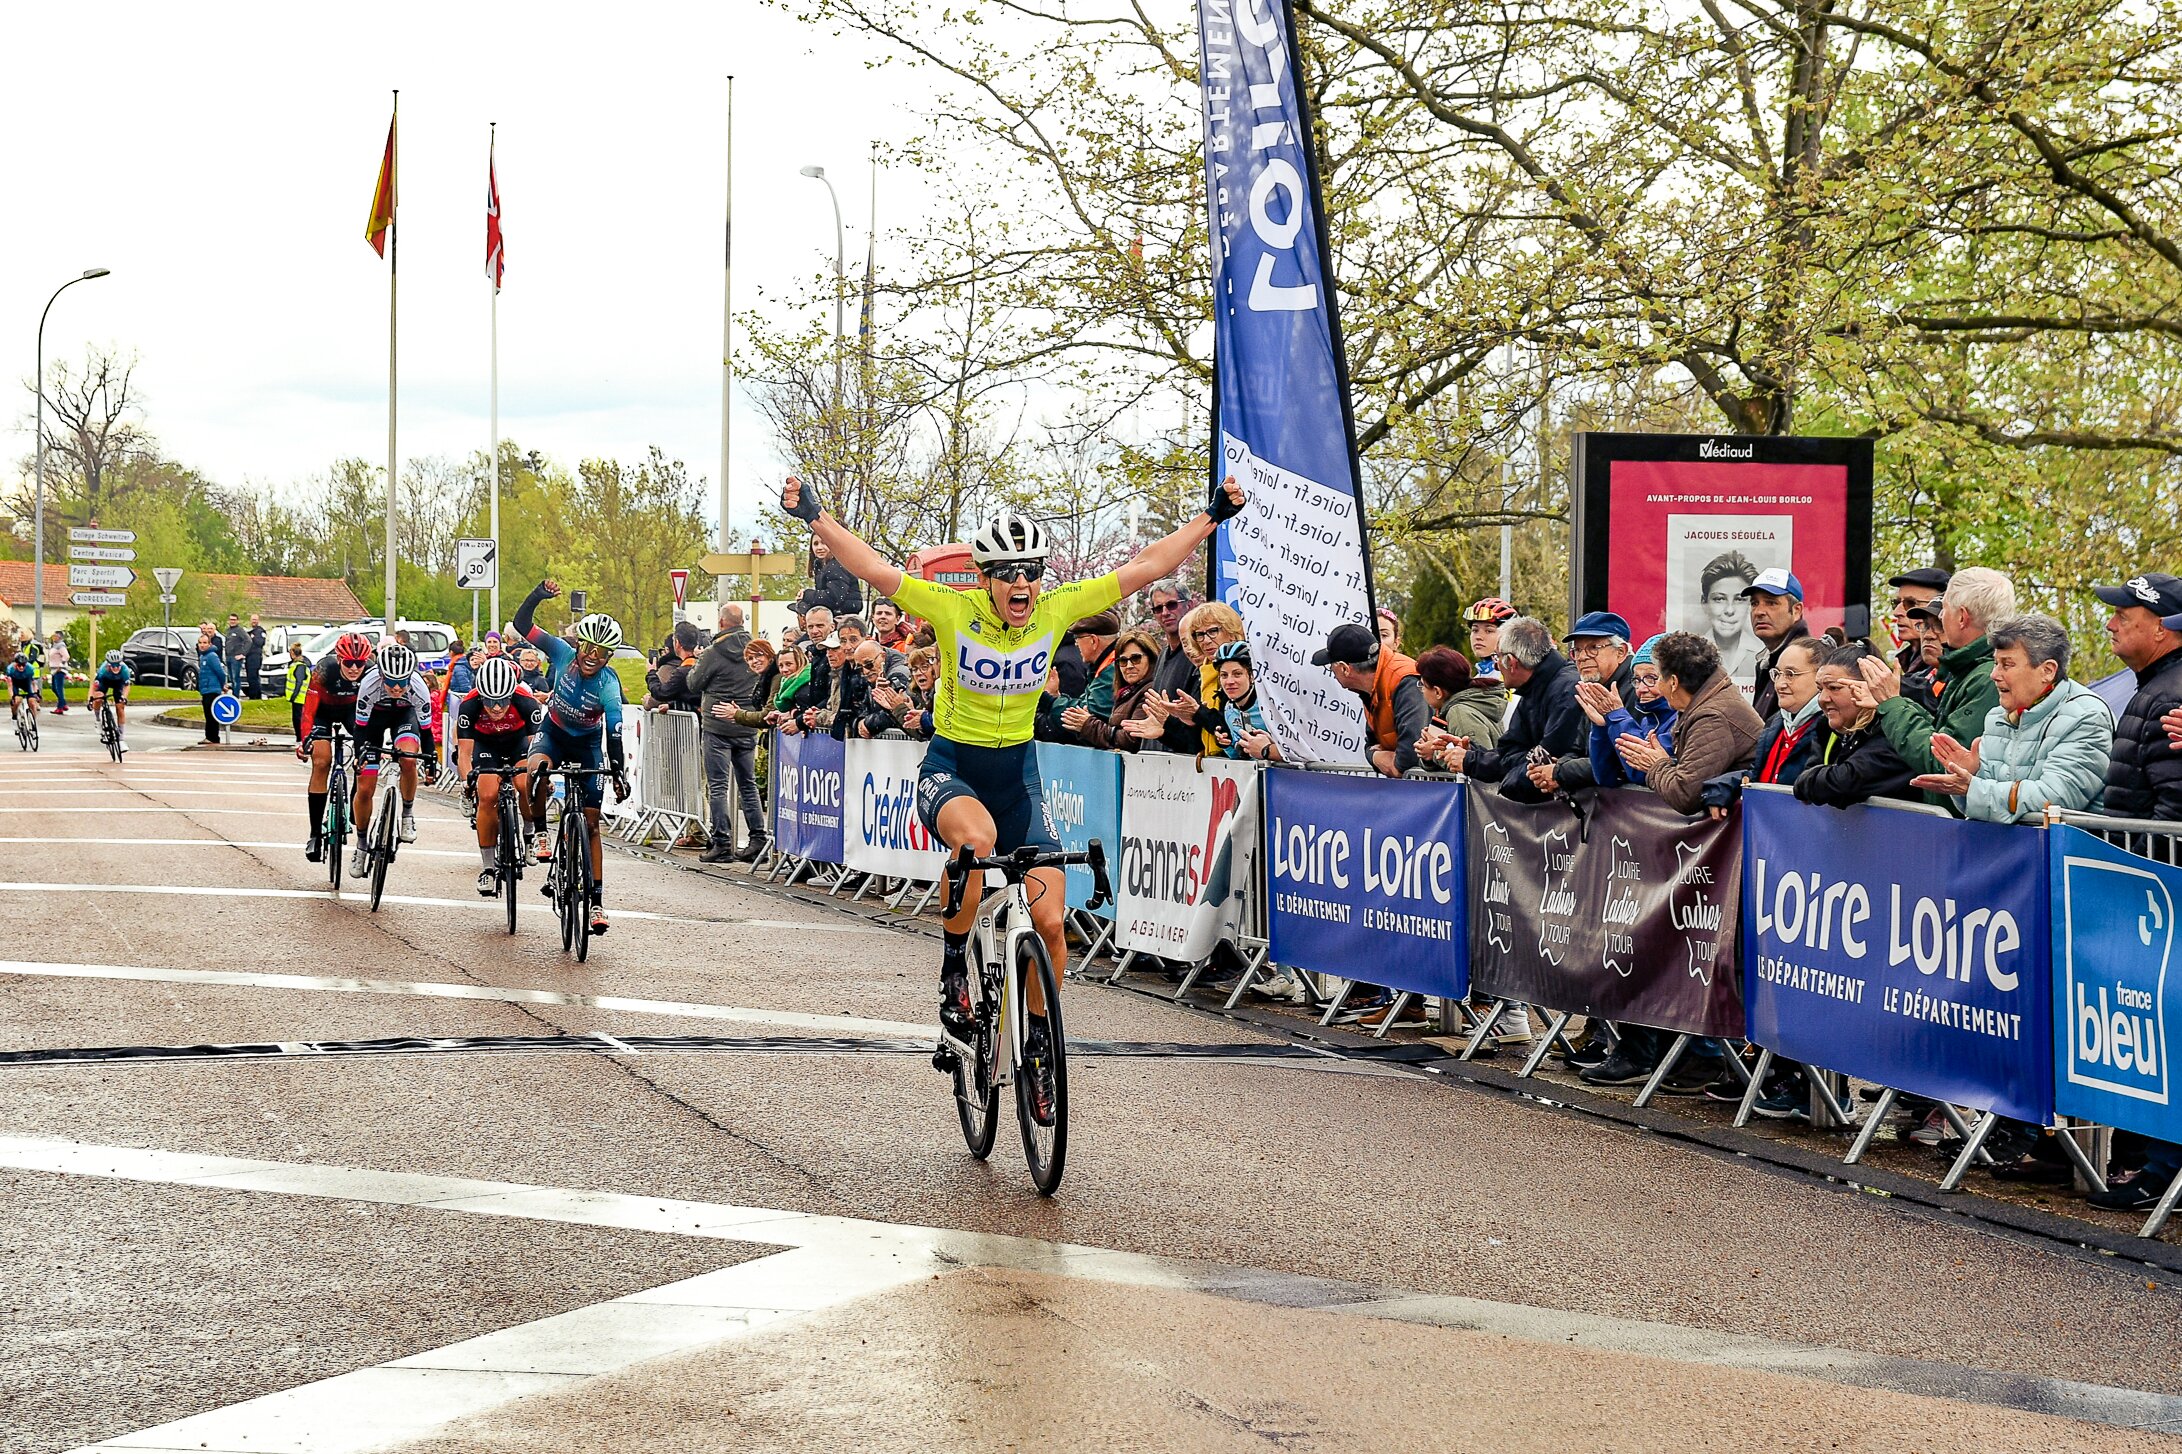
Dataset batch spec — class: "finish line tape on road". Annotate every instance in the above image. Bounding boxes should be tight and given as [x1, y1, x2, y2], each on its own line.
[14, 1133, 2182, 1451]
[0, 959, 936, 1037]
[0, 1029, 1389, 1070]
[0, 880, 893, 933]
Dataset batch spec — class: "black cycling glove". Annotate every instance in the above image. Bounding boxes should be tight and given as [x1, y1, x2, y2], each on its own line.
[1206, 475, 1244, 523]
[782, 478, 823, 524]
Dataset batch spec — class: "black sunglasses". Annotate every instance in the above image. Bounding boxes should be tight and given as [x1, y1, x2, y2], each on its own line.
[1152, 600, 1184, 613]
[984, 561, 1041, 583]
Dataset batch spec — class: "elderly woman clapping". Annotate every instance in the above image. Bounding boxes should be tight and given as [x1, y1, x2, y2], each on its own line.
[1912, 614, 2111, 821]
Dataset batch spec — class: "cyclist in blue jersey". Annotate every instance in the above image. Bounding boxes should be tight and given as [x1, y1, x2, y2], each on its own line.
[87, 651, 135, 751]
[514, 577, 630, 936]
[5, 653, 37, 724]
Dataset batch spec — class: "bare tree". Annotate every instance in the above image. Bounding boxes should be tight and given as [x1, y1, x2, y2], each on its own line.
[22, 346, 150, 524]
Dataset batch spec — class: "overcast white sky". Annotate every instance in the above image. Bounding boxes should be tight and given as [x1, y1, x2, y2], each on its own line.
[0, 0, 927, 547]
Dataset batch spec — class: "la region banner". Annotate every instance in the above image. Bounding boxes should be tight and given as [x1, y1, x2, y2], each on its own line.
[1196, 0, 1374, 765]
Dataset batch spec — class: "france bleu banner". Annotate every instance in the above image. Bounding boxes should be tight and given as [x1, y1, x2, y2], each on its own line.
[1742, 788, 2052, 1123]
[1037, 742, 1123, 919]
[1196, 0, 1372, 766]
[1265, 768, 1467, 1000]
[2051, 825, 2182, 1142]
[771, 731, 845, 864]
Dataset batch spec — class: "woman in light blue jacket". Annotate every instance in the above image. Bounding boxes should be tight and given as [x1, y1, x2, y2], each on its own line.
[1912, 613, 2111, 822]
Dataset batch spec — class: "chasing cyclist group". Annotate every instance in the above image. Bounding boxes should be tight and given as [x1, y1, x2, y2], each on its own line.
[295, 578, 631, 935]
[9, 646, 136, 748]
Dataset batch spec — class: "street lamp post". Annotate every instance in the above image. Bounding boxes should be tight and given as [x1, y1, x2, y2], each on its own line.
[33, 268, 111, 638]
[798, 165, 846, 509]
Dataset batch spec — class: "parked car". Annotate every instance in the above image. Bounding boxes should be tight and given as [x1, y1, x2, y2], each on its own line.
[298, 620, 458, 675]
[117, 627, 200, 689]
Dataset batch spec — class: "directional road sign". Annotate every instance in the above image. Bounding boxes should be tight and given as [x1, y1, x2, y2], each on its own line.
[69, 544, 135, 563]
[210, 693, 242, 726]
[69, 564, 136, 589]
[69, 528, 135, 545]
[153, 567, 184, 593]
[454, 538, 498, 591]
[70, 591, 127, 607]
[699, 551, 798, 579]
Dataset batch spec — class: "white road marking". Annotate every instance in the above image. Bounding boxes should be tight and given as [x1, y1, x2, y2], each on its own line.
[0, 959, 934, 1036]
[0, 881, 890, 932]
[0, 837, 480, 859]
[11, 1134, 2178, 1452]
[0, 787, 298, 798]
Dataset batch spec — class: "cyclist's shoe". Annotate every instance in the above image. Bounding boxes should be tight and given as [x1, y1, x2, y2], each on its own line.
[347, 844, 370, 879]
[305, 832, 325, 864]
[398, 812, 417, 843]
[476, 868, 498, 897]
[590, 903, 610, 936]
[535, 835, 554, 864]
[939, 963, 975, 1038]
[1023, 1017, 1057, 1126]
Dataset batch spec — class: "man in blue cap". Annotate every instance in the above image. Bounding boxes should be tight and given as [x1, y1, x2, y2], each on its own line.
[1525, 610, 1637, 796]
[1739, 567, 1809, 719]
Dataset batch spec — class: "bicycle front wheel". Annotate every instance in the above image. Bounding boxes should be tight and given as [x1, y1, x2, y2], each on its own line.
[954, 953, 1000, 1161]
[367, 798, 394, 912]
[325, 770, 348, 897]
[104, 711, 119, 762]
[1012, 932, 1068, 1195]
[568, 809, 593, 963]
[500, 798, 521, 935]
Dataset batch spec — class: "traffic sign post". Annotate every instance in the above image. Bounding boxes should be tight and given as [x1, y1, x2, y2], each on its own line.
[152, 568, 183, 639]
[211, 690, 242, 744]
[455, 539, 498, 591]
[670, 569, 691, 622]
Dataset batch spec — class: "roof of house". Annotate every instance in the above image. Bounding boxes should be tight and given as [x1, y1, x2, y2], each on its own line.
[0, 562, 366, 622]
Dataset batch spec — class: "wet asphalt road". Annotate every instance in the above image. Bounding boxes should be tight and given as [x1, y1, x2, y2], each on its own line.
[4, 717, 2181, 1451]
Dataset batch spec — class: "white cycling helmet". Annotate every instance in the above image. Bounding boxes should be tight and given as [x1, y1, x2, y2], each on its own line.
[573, 613, 624, 651]
[375, 640, 416, 679]
[968, 511, 1050, 568]
[475, 655, 519, 702]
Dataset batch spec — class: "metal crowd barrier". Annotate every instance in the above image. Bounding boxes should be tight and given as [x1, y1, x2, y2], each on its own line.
[619, 710, 706, 849]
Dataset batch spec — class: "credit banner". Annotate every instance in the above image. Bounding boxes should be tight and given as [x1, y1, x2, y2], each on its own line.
[1265, 768, 1467, 1000]
[1116, 754, 1261, 960]
[2051, 825, 2182, 1141]
[843, 737, 945, 879]
[1038, 742, 1123, 919]
[1196, 0, 1372, 765]
[1742, 788, 2052, 1122]
[771, 731, 845, 864]
[1468, 789, 1743, 1037]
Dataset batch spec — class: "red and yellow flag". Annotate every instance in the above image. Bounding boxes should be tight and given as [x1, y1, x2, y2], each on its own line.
[365, 113, 397, 257]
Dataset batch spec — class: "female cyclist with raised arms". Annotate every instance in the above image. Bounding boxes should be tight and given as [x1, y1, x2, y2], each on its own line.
[778, 473, 1246, 1046]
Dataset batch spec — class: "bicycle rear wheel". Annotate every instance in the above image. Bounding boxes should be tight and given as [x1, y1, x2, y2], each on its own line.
[367, 794, 394, 912]
[1013, 932, 1068, 1195]
[568, 808, 593, 963]
[954, 950, 1001, 1161]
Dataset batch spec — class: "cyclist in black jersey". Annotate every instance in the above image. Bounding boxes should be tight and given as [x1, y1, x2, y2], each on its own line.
[456, 656, 545, 895]
[296, 632, 374, 863]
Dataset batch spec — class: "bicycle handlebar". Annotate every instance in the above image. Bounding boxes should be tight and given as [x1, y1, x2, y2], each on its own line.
[945, 839, 1114, 912]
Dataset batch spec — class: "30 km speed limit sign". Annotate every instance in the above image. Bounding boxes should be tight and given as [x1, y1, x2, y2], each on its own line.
[455, 539, 498, 591]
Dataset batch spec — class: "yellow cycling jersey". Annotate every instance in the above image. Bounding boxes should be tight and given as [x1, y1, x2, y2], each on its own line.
[890, 571, 1122, 748]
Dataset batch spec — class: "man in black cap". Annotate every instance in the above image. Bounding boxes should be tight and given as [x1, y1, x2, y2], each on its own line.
[2096, 573, 2182, 821]
[1886, 568, 1950, 711]
[1313, 621, 1426, 776]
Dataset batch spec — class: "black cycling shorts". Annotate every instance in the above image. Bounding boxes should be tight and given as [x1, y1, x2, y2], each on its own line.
[915, 736, 1058, 854]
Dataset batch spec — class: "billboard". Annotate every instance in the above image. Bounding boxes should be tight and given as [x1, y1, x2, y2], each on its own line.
[1570, 434, 1873, 660]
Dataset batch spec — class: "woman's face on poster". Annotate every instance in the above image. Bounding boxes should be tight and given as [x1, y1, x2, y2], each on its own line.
[1705, 579, 1751, 639]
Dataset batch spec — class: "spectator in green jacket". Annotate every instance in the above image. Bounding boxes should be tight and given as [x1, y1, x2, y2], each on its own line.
[1856, 566, 2015, 810]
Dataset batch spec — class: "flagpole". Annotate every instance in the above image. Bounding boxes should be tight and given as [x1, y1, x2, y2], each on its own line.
[384, 88, 400, 628]
[718, 76, 735, 599]
[489, 122, 501, 633]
